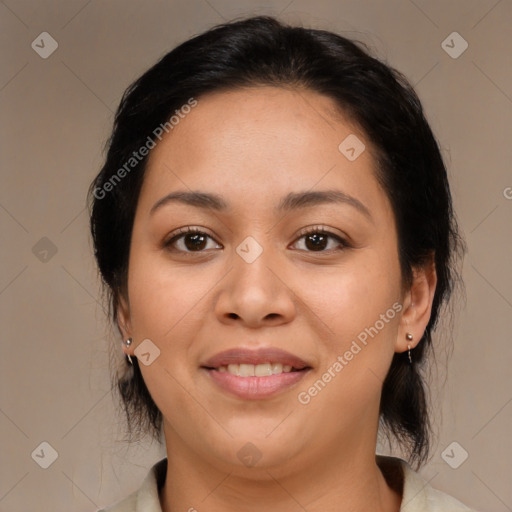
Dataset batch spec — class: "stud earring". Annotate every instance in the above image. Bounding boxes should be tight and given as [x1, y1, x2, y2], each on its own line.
[406, 333, 413, 364]
[124, 338, 133, 365]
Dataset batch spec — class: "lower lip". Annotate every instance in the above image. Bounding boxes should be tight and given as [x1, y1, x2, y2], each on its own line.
[202, 368, 310, 400]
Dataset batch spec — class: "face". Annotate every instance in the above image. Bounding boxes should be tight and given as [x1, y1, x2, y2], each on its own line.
[119, 86, 413, 475]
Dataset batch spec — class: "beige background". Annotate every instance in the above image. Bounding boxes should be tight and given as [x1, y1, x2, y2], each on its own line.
[1, 1, 511, 511]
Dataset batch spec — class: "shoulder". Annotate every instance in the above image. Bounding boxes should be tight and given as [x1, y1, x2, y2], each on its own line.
[377, 455, 479, 512]
[96, 458, 167, 512]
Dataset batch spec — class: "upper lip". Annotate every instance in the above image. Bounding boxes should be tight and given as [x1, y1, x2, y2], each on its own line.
[201, 348, 311, 370]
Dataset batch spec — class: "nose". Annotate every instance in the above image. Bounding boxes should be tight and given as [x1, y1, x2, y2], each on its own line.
[214, 246, 297, 329]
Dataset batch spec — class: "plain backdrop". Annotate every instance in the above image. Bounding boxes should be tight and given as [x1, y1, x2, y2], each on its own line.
[1, 1, 511, 511]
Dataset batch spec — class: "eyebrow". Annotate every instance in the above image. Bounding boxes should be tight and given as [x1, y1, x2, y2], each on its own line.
[150, 189, 372, 220]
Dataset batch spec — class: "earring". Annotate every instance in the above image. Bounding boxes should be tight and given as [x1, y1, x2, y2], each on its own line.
[406, 333, 413, 364]
[125, 338, 133, 365]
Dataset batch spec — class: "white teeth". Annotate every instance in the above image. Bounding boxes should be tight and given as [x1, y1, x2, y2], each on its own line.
[227, 364, 239, 375]
[218, 363, 295, 377]
[239, 364, 255, 377]
[255, 363, 272, 377]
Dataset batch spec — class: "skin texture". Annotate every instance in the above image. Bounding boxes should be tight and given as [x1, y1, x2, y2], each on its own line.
[118, 86, 437, 512]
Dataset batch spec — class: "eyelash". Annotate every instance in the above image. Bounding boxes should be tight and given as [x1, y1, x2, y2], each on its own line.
[163, 225, 349, 254]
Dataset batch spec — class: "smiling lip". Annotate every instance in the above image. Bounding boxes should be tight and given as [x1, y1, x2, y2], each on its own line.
[201, 348, 311, 400]
[201, 347, 310, 370]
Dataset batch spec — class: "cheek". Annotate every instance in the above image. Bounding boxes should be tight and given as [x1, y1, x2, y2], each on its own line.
[296, 252, 402, 408]
[300, 257, 402, 344]
[127, 250, 213, 340]
[126, 252, 213, 416]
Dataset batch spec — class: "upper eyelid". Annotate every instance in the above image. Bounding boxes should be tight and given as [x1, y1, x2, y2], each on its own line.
[295, 225, 346, 239]
[293, 225, 349, 246]
[164, 227, 221, 248]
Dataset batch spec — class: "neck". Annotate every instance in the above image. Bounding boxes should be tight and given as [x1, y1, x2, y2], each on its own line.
[159, 434, 401, 512]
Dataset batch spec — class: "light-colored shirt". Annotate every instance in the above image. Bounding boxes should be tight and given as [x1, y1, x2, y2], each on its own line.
[97, 456, 477, 511]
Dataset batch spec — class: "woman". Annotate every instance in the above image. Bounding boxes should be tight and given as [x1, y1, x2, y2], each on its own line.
[89, 15, 475, 512]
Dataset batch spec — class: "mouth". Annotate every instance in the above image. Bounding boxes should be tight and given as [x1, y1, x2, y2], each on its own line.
[205, 362, 305, 376]
[200, 348, 312, 399]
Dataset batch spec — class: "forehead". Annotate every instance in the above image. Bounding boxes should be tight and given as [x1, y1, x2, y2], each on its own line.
[140, 86, 387, 214]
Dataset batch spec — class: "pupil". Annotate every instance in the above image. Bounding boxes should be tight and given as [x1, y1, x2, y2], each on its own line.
[185, 233, 207, 251]
[306, 233, 327, 251]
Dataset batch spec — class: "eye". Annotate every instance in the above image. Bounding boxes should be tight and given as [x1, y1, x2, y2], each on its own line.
[291, 226, 348, 252]
[164, 227, 222, 252]
[164, 226, 348, 253]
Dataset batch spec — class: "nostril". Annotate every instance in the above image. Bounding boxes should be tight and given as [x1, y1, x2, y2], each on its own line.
[227, 313, 239, 319]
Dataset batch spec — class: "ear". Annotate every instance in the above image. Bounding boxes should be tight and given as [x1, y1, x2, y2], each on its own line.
[396, 254, 437, 353]
[116, 294, 134, 358]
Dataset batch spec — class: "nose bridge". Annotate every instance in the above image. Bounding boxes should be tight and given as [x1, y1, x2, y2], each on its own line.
[215, 236, 296, 326]
[232, 236, 281, 301]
